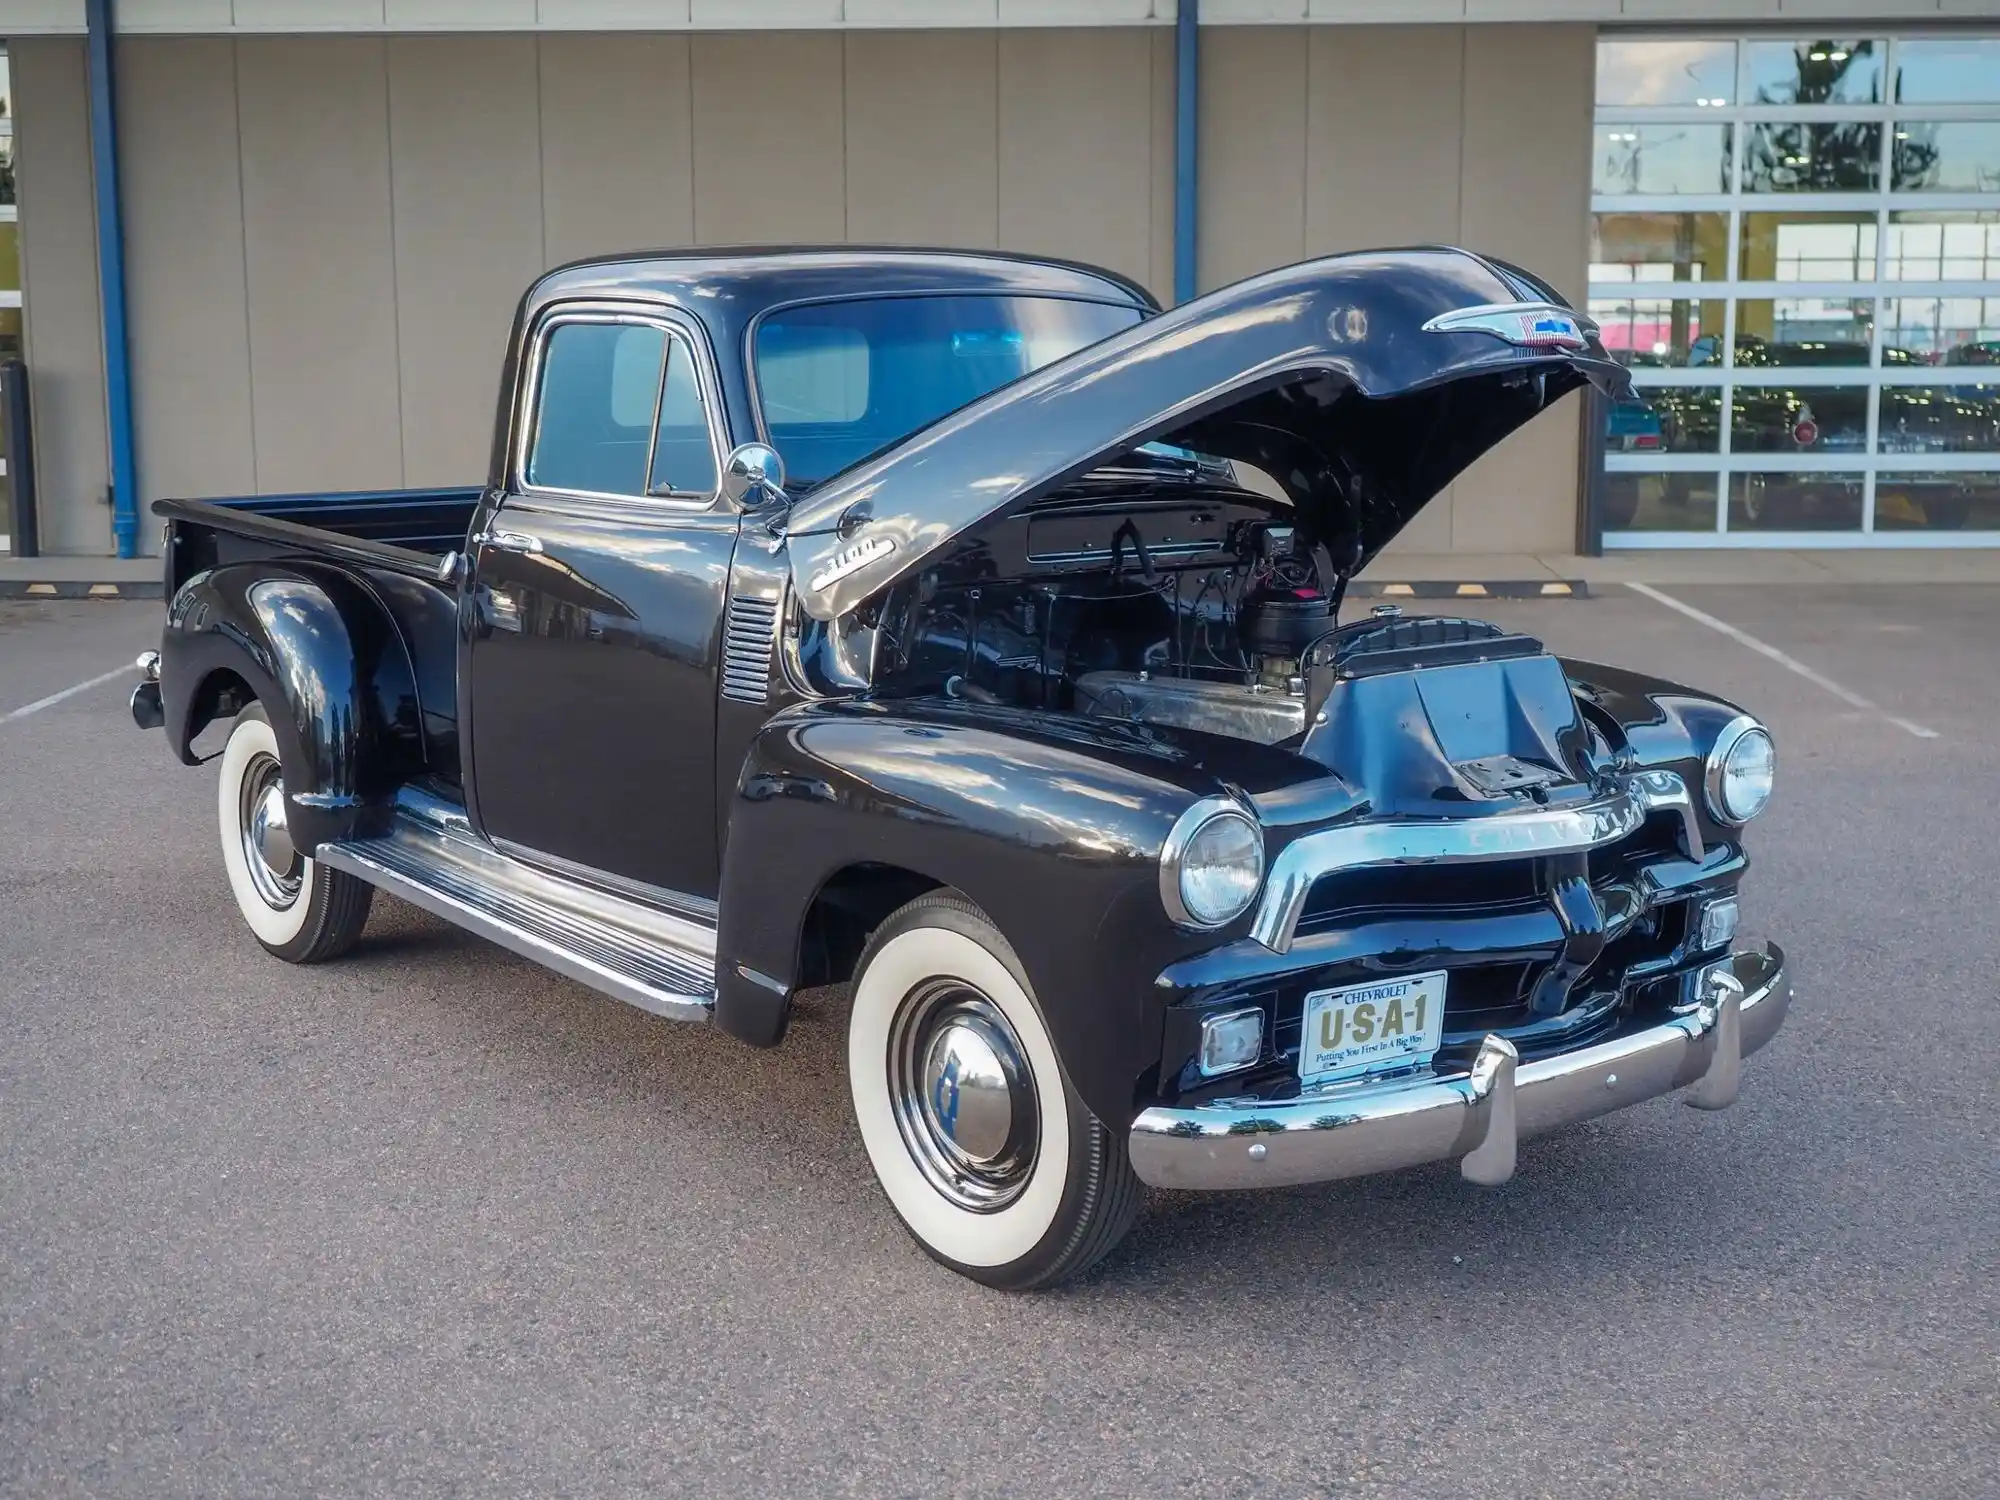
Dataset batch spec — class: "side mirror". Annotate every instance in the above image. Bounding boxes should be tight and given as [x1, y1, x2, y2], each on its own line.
[722, 442, 789, 512]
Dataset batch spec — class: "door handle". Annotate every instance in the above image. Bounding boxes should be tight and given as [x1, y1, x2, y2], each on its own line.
[475, 528, 544, 555]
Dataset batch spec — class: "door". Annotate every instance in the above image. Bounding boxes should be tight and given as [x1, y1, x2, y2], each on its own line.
[464, 303, 739, 901]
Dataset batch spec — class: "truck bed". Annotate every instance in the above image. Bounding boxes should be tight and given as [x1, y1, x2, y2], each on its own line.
[158, 486, 481, 565]
[154, 487, 480, 768]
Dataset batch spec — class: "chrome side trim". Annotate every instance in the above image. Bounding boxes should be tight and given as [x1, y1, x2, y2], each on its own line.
[490, 834, 720, 924]
[1128, 944, 1787, 1193]
[1251, 790, 1648, 955]
[317, 799, 715, 1024]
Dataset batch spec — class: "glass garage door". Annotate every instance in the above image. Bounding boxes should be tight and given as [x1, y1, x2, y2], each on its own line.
[1592, 34, 2000, 546]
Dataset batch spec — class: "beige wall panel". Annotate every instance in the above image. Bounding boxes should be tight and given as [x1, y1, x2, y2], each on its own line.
[237, 36, 402, 494]
[997, 29, 1157, 291]
[1456, 24, 1591, 300]
[538, 33, 696, 267]
[845, 31, 998, 247]
[1449, 23, 1593, 554]
[118, 37, 254, 538]
[690, 32, 846, 244]
[387, 34, 546, 486]
[1304, 26, 1464, 256]
[1196, 25, 1305, 293]
[12, 38, 108, 555]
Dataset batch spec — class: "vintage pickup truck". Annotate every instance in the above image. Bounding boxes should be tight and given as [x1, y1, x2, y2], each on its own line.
[133, 246, 1787, 1289]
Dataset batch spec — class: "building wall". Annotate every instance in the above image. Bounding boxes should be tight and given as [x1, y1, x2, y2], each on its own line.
[17, 27, 1177, 553]
[1201, 22, 1596, 555]
[12, 35, 108, 555]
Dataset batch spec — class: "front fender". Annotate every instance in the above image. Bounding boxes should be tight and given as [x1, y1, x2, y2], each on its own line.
[713, 697, 1274, 1126]
[161, 564, 423, 852]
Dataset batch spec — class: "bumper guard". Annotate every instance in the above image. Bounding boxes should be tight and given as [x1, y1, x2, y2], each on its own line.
[1128, 944, 1788, 1191]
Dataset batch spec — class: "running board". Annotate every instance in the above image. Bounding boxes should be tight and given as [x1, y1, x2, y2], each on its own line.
[315, 791, 716, 1024]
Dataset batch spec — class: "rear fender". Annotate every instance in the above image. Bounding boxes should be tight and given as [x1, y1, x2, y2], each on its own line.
[161, 563, 424, 852]
[712, 697, 1250, 1125]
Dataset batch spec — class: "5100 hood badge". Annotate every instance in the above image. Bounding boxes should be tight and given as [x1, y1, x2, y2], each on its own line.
[808, 533, 897, 593]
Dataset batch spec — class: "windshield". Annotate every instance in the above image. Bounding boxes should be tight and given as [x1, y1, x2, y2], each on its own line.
[753, 294, 1145, 486]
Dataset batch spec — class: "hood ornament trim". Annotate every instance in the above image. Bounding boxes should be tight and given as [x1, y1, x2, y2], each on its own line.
[1421, 300, 1597, 353]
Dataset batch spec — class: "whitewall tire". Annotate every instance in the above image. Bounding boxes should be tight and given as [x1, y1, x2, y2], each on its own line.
[216, 705, 373, 963]
[848, 892, 1141, 1290]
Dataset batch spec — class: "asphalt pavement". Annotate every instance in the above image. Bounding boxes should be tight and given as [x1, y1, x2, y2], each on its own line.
[1, 585, 1994, 1499]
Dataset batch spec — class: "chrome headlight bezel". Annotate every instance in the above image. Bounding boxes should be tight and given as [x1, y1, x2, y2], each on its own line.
[1704, 715, 1775, 826]
[1160, 797, 1266, 930]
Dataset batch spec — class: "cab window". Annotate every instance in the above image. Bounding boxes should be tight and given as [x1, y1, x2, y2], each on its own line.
[525, 319, 716, 500]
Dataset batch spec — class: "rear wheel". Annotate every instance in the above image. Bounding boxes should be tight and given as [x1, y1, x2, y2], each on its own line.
[847, 892, 1141, 1290]
[216, 704, 373, 963]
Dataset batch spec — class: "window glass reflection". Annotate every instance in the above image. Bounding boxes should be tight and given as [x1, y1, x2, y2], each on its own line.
[1744, 40, 1882, 105]
[1739, 212, 1877, 281]
[1604, 472, 1720, 532]
[1891, 122, 2000, 193]
[1589, 296, 1727, 367]
[1596, 40, 1735, 107]
[1729, 472, 1865, 530]
[1744, 122, 1882, 192]
[1607, 388, 1722, 454]
[1731, 386, 1870, 452]
[1593, 124, 1733, 195]
[1732, 299, 1874, 365]
[1877, 385, 2000, 453]
[1881, 297, 2000, 365]
[1875, 471, 2000, 530]
[1884, 212, 2000, 281]
[1590, 213, 1729, 282]
[1895, 39, 2000, 105]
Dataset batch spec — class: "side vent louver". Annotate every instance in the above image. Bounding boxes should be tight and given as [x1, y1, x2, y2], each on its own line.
[721, 595, 779, 704]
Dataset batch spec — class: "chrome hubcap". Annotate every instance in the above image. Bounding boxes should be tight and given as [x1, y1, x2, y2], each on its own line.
[890, 983, 1038, 1213]
[239, 752, 302, 909]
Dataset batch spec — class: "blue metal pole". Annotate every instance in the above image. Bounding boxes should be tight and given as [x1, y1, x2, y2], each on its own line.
[84, 0, 139, 558]
[1173, 0, 1199, 305]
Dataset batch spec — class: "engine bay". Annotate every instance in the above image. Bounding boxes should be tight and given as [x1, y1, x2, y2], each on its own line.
[858, 483, 1352, 745]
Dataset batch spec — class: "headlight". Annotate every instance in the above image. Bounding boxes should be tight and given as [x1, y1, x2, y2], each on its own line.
[1161, 800, 1265, 929]
[1706, 717, 1775, 825]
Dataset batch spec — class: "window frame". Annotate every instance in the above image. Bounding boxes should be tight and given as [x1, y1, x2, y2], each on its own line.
[513, 299, 727, 510]
[1592, 30, 2000, 548]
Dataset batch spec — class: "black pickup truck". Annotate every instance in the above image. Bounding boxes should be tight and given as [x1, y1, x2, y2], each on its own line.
[134, 246, 1787, 1289]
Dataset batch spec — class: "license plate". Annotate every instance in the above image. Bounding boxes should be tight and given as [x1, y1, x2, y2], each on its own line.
[1298, 971, 1448, 1084]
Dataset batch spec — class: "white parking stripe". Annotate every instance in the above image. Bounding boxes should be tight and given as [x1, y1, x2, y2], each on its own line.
[0, 664, 137, 725]
[1627, 581, 1940, 741]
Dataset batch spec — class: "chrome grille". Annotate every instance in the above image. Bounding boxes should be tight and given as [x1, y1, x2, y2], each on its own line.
[721, 595, 779, 703]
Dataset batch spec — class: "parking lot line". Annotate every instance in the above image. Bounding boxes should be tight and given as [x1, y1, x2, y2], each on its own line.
[1626, 582, 1940, 741]
[0, 664, 136, 725]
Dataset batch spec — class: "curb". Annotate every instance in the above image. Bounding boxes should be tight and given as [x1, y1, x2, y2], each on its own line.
[1348, 579, 1588, 600]
[0, 579, 164, 600]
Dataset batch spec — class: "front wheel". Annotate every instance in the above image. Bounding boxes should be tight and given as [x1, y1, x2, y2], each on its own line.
[216, 704, 373, 963]
[847, 892, 1142, 1290]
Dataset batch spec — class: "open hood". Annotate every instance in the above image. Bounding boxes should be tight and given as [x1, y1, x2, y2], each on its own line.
[785, 247, 1632, 622]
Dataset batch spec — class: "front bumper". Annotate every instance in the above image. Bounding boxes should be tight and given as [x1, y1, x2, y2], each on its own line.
[1128, 943, 1788, 1191]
